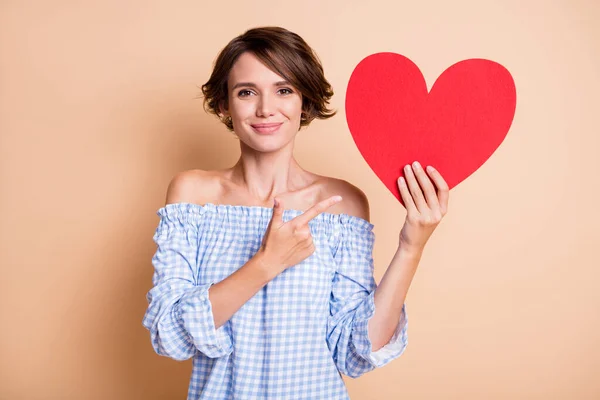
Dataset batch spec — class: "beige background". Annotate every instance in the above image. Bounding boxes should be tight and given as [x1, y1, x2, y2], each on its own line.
[1, 0, 599, 399]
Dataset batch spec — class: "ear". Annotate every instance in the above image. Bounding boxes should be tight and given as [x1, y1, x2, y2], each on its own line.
[219, 100, 229, 117]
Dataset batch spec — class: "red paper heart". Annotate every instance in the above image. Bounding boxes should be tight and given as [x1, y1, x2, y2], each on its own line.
[345, 52, 516, 207]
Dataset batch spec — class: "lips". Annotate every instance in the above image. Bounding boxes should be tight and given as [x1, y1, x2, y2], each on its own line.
[250, 122, 283, 134]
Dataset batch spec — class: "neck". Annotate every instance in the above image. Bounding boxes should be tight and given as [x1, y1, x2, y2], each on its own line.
[229, 140, 311, 203]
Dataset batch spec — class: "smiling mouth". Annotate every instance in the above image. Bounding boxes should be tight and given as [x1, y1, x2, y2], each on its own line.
[251, 123, 283, 134]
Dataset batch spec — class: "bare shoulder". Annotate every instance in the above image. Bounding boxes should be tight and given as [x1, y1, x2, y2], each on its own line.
[321, 177, 370, 222]
[164, 169, 220, 205]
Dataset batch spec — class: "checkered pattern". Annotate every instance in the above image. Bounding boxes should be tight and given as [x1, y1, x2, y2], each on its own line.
[142, 202, 408, 400]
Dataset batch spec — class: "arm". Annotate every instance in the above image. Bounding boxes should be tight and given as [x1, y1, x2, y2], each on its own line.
[323, 180, 409, 377]
[142, 204, 228, 361]
[142, 173, 281, 360]
[209, 252, 278, 329]
[370, 162, 449, 351]
[326, 219, 409, 379]
[369, 246, 421, 351]
[143, 215, 279, 361]
[165, 171, 282, 330]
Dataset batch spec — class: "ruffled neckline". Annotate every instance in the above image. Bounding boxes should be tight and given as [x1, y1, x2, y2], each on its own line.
[157, 202, 374, 231]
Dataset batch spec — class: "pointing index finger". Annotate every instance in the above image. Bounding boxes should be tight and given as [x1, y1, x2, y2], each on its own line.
[292, 195, 343, 226]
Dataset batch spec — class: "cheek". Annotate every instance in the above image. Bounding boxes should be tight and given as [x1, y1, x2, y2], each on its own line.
[284, 99, 303, 119]
[230, 100, 254, 118]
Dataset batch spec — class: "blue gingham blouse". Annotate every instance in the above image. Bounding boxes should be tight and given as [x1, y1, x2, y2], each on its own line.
[142, 202, 408, 400]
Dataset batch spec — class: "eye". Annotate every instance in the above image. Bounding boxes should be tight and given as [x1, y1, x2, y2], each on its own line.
[278, 88, 294, 95]
[237, 89, 254, 97]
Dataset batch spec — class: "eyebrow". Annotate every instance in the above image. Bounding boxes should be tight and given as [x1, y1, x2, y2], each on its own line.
[231, 81, 291, 90]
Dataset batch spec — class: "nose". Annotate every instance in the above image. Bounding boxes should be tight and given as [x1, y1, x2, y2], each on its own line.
[256, 93, 275, 117]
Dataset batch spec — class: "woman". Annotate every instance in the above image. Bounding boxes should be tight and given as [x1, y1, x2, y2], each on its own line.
[143, 26, 449, 400]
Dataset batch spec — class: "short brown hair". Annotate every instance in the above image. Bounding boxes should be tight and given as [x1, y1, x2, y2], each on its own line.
[201, 26, 336, 131]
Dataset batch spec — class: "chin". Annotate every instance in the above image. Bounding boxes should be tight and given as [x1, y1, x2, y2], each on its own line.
[252, 138, 291, 153]
[240, 131, 297, 153]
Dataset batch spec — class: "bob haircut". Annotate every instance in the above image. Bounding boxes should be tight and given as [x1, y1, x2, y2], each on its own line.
[201, 26, 336, 131]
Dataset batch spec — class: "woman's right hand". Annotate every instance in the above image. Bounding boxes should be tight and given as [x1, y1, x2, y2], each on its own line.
[257, 195, 343, 273]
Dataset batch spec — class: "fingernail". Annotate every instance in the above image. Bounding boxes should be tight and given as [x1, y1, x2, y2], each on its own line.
[404, 164, 410, 172]
[427, 165, 435, 172]
[413, 161, 421, 169]
[334, 196, 343, 202]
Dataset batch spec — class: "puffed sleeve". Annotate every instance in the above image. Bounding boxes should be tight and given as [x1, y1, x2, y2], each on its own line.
[326, 216, 408, 378]
[142, 203, 233, 361]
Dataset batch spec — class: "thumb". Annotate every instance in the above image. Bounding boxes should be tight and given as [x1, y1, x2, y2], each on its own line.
[262, 198, 282, 247]
[271, 197, 284, 222]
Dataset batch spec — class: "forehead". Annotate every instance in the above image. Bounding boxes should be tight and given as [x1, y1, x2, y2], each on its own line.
[228, 52, 285, 85]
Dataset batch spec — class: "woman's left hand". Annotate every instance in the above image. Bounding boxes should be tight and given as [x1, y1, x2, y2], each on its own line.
[397, 161, 449, 253]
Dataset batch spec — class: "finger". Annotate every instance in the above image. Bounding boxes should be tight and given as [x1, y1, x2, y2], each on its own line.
[269, 197, 284, 226]
[404, 164, 427, 213]
[397, 176, 417, 214]
[412, 161, 440, 211]
[292, 195, 342, 226]
[426, 166, 450, 214]
[262, 199, 280, 246]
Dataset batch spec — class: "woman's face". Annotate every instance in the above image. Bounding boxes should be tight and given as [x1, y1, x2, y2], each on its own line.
[224, 52, 303, 152]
